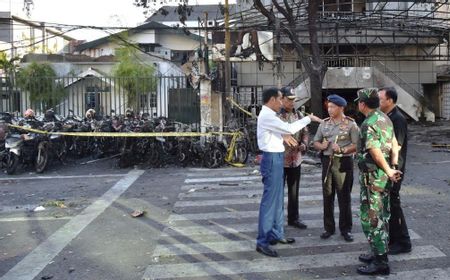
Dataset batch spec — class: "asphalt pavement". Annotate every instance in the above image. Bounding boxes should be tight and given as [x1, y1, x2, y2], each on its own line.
[0, 121, 449, 280]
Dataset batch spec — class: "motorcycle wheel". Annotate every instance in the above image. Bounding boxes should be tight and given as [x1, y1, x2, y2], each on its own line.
[203, 147, 224, 168]
[6, 152, 19, 175]
[146, 144, 160, 167]
[118, 151, 133, 168]
[232, 143, 248, 164]
[56, 139, 68, 163]
[35, 142, 49, 173]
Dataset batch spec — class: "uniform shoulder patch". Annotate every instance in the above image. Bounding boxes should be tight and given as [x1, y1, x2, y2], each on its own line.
[345, 116, 355, 122]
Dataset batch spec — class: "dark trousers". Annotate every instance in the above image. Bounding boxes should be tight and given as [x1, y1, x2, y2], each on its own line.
[321, 155, 353, 234]
[284, 165, 301, 224]
[389, 177, 411, 247]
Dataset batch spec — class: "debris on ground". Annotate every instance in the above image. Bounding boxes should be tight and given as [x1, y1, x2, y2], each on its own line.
[33, 206, 46, 212]
[249, 169, 260, 175]
[130, 210, 146, 218]
[219, 183, 239, 186]
[431, 143, 450, 153]
[43, 200, 67, 208]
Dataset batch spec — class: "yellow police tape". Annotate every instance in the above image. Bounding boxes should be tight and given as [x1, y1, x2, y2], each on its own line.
[227, 97, 254, 118]
[7, 124, 237, 137]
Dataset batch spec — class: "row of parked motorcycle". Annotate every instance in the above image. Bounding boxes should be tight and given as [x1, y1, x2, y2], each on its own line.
[0, 109, 250, 175]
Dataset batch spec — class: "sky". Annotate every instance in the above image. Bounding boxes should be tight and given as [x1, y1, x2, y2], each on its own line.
[1, 0, 235, 41]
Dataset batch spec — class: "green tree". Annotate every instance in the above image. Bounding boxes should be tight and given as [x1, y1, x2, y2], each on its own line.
[16, 62, 64, 110]
[0, 52, 20, 74]
[112, 37, 157, 111]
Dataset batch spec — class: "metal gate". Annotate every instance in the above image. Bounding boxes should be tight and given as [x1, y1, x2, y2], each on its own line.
[0, 75, 198, 126]
[168, 88, 200, 125]
[441, 82, 450, 120]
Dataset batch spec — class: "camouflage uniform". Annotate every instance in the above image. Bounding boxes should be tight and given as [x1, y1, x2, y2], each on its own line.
[357, 107, 395, 255]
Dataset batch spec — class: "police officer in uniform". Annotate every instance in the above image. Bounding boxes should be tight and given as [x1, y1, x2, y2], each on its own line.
[355, 88, 402, 275]
[313, 94, 359, 242]
[279, 86, 309, 230]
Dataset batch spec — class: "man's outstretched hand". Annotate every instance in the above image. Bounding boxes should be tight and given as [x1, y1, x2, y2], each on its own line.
[283, 134, 298, 147]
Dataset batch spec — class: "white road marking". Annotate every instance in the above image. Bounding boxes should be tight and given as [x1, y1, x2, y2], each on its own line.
[322, 268, 450, 280]
[180, 180, 322, 191]
[174, 194, 324, 207]
[0, 169, 144, 280]
[0, 173, 125, 181]
[143, 245, 445, 279]
[187, 167, 257, 172]
[184, 173, 321, 184]
[184, 176, 261, 184]
[178, 187, 322, 198]
[162, 221, 321, 236]
[154, 230, 421, 256]
[0, 205, 40, 213]
[0, 217, 71, 222]
[168, 206, 359, 222]
[186, 171, 257, 177]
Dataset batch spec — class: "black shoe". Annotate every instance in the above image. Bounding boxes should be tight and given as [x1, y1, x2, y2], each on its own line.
[320, 231, 334, 239]
[256, 246, 278, 257]
[388, 243, 412, 255]
[358, 253, 374, 263]
[269, 237, 296, 245]
[356, 254, 390, 275]
[288, 220, 307, 229]
[341, 232, 354, 242]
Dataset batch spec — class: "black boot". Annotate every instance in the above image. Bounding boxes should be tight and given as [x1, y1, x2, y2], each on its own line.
[357, 254, 390, 275]
[358, 253, 374, 263]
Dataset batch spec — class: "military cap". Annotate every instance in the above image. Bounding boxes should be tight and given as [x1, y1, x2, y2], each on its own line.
[355, 88, 379, 103]
[327, 94, 347, 107]
[280, 86, 297, 100]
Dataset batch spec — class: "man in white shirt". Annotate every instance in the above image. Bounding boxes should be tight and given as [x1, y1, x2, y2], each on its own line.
[256, 87, 322, 257]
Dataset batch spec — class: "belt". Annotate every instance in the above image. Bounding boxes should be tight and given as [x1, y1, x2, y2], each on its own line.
[322, 154, 352, 158]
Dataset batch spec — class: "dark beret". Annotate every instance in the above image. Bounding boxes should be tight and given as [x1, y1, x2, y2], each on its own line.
[327, 94, 347, 107]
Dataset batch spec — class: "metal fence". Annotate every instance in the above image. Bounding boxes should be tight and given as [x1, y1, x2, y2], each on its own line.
[0, 75, 199, 124]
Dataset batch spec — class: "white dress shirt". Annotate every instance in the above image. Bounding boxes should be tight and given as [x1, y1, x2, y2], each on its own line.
[257, 105, 311, 152]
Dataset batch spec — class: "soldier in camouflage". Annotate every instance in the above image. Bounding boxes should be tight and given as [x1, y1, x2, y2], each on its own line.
[354, 88, 402, 276]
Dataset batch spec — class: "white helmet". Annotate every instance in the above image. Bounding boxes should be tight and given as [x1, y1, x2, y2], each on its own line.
[85, 108, 96, 119]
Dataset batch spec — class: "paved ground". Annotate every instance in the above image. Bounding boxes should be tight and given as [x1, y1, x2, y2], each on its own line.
[0, 121, 449, 280]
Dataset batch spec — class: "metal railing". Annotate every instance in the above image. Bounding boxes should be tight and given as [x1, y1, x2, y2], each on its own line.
[372, 60, 425, 102]
[0, 75, 194, 120]
[324, 56, 372, 68]
[288, 71, 309, 89]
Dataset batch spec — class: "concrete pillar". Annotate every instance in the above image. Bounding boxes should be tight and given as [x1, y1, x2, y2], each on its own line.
[200, 79, 212, 133]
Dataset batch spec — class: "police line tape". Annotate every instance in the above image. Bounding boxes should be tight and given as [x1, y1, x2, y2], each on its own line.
[7, 124, 238, 138]
[227, 97, 254, 118]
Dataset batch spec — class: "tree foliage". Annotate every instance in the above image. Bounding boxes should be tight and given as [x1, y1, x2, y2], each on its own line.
[0, 52, 20, 74]
[112, 35, 157, 111]
[16, 62, 64, 110]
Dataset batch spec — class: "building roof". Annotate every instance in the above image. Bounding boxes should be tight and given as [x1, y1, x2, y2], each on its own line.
[62, 67, 115, 88]
[21, 53, 116, 63]
[75, 20, 203, 52]
[147, 4, 238, 23]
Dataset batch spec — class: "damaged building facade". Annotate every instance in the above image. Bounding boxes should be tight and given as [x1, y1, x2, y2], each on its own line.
[218, 0, 450, 122]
